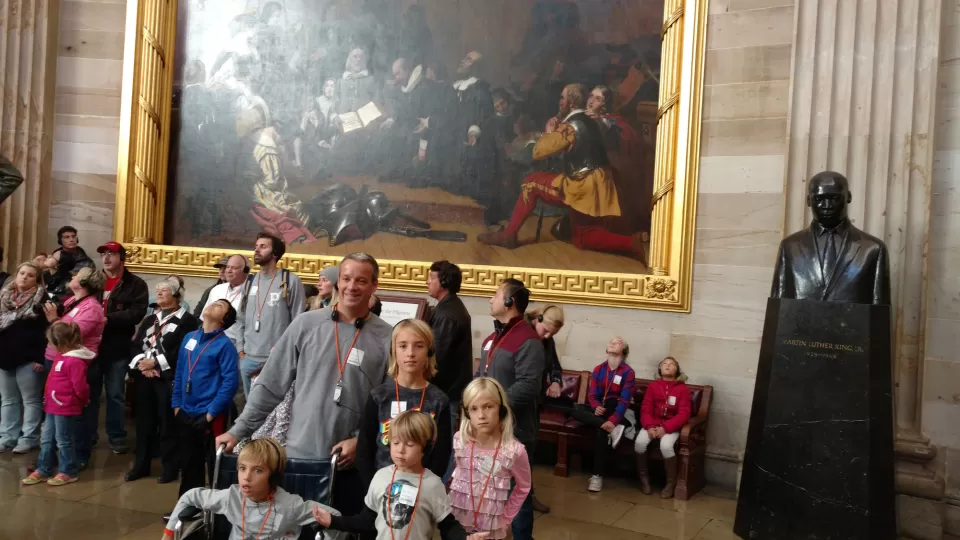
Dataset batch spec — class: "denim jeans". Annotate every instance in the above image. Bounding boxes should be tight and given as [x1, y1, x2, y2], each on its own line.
[0, 363, 44, 448]
[77, 360, 127, 462]
[443, 399, 459, 484]
[511, 439, 536, 540]
[37, 413, 79, 477]
[239, 355, 266, 398]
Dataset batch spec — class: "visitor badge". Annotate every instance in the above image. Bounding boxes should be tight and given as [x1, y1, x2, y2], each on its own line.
[67, 308, 79, 317]
[185, 339, 198, 351]
[347, 348, 364, 366]
[398, 484, 419, 506]
[668, 395, 677, 406]
[391, 401, 407, 418]
[55, 361, 64, 372]
[613, 375, 622, 385]
[248, 286, 258, 296]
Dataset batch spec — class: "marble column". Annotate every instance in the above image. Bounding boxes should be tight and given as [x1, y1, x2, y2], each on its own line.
[783, 0, 945, 536]
[0, 0, 58, 269]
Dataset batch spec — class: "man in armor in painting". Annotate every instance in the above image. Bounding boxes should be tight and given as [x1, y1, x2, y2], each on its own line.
[478, 84, 647, 262]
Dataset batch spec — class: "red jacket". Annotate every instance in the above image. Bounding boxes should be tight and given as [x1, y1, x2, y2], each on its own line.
[640, 378, 692, 434]
[44, 348, 95, 416]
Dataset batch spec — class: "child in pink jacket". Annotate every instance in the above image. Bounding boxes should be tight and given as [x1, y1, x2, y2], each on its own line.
[23, 322, 95, 486]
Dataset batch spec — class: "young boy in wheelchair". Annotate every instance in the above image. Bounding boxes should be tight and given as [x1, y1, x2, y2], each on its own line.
[163, 438, 342, 539]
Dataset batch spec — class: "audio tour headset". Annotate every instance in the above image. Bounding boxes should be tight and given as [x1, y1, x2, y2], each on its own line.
[331, 305, 366, 329]
[261, 437, 286, 491]
[461, 380, 509, 422]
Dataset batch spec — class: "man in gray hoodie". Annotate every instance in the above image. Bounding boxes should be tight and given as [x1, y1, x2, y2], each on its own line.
[217, 252, 393, 517]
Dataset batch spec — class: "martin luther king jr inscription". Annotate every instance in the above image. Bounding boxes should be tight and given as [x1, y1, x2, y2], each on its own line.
[734, 171, 896, 540]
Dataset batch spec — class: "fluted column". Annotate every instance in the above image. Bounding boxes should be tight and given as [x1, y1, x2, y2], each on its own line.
[0, 0, 58, 269]
[783, 0, 945, 519]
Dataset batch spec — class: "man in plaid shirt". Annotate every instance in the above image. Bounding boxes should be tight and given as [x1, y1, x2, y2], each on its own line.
[560, 337, 636, 492]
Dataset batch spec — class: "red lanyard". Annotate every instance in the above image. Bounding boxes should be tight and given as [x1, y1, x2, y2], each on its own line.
[186, 331, 224, 382]
[148, 310, 179, 347]
[225, 284, 243, 304]
[334, 320, 362, 383]
[241, 493, 274, 540]
[661, 382, 675, 419]
[255, 271, 279, 323]
[469, 439, 502, 530]
[394, 380, 428, 413]
[482, 324, 523, 375]
[386, 466, 424, 540]
[601, 365, 620, 401]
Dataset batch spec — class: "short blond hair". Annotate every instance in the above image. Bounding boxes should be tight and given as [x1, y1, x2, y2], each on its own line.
[238, 438, 286, 477]
[388, 319, 438, 379]
[391, 410, 437, 450]
[460, 378, 515, 445]
[527, 305, 564, 330]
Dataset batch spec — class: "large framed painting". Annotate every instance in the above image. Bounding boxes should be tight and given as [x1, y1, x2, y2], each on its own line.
[116, 0, 707, 311]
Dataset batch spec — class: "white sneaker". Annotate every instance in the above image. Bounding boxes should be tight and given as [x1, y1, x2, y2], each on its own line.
[588, 475, 603, 492]
[610, 425, 625, 449]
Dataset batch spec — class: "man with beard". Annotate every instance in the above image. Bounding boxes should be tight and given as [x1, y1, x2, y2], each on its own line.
[380, 58, 446, 187]
[235, 233, 305, 398]
[478, 84, 646, 261]
[443, 51, 498, 224]
[585, 84, 652, 236]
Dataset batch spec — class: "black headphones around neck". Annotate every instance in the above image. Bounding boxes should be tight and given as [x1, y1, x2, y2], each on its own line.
[331, 306, 365, 329]
[462, 380, 508, 421]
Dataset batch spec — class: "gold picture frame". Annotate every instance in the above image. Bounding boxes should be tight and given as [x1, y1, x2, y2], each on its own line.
[115, 0, 707, 311]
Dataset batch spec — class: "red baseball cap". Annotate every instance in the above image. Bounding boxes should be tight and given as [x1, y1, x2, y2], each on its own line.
[96, 241, 126, 256]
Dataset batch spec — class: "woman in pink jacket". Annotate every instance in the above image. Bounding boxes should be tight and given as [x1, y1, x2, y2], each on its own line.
[41, 268, 106, 364]
[22, 322, 95, 486]
[635, 356, 691, 499]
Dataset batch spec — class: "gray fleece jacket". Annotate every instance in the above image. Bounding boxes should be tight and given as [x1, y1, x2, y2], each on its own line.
[229, 308, 392, 459]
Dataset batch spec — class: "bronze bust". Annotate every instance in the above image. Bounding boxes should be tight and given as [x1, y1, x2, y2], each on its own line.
[771, 171, 891, 305]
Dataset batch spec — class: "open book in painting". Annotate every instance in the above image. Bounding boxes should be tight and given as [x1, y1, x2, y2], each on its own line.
[338, 101, 382, 133]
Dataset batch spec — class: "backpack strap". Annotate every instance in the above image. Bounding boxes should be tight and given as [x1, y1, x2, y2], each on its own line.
[239, 274, 255, 314]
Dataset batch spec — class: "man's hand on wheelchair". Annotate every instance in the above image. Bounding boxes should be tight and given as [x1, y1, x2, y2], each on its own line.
[312, 505, 332, 528]
[331, 437, 357, 469]
[215, 432, 239, 453]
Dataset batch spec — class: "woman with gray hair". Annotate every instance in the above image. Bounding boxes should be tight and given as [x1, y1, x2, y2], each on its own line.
[0, 263, 50, 453]
[125, 278, 199, 482]
[317, 264, 338, 309]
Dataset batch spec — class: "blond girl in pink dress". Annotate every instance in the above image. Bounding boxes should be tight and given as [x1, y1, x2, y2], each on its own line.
[449, 378, 532, 539]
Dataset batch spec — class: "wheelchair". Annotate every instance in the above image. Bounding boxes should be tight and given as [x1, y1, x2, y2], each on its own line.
[173, 444, 341, 540]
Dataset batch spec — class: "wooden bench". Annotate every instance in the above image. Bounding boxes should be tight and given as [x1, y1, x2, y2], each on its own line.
[536, 369, 713, 500]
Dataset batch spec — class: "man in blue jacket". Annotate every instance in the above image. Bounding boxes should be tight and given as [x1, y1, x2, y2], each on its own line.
[171, 299, 239, 503]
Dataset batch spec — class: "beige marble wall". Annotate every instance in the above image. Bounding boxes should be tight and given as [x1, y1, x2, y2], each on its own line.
[927, 0, 960, 534]
[47, 0, 126, 255]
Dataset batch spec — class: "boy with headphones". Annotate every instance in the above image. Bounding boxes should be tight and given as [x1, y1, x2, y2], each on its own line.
[163, 438, 343, 539]
[475, 278, 544, 540]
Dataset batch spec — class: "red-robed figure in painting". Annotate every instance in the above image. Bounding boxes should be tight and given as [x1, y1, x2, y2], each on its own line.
[478, 83, 647, 261]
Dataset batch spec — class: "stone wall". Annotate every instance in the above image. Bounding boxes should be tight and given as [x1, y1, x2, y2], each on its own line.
[928, 0, 960, 534]
[48, 0, 126, 252]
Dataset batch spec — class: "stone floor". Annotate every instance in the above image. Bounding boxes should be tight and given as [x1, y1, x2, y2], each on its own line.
[0, 441, 739, 539]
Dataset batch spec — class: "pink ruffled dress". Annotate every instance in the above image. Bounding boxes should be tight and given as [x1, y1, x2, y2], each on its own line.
[449, 431, 532, 539]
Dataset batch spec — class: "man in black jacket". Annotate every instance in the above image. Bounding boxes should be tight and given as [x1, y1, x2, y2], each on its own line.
[426, 260, 472, 481]
[77, 241, 148, 464]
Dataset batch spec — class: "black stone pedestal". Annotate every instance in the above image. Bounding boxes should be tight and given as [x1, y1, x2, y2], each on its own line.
[734, 298, 895, 540]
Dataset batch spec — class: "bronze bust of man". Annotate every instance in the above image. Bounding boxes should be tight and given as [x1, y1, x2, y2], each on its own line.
[771, 171, 890, 305]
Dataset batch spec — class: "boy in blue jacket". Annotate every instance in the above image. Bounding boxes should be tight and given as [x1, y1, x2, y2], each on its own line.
[171, 299, 240, 501]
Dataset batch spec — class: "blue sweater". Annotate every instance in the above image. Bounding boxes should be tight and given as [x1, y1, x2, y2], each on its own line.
[172, 329, 239, 418]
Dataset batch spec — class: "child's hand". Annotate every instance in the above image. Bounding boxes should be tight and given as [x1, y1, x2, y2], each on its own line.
[312, 505, 332, 528]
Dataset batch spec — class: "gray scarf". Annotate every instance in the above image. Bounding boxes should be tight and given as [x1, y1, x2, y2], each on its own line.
[0, 285, 45, 331]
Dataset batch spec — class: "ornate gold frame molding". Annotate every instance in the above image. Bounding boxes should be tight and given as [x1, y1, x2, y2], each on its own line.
[116, 0, 708, 312]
